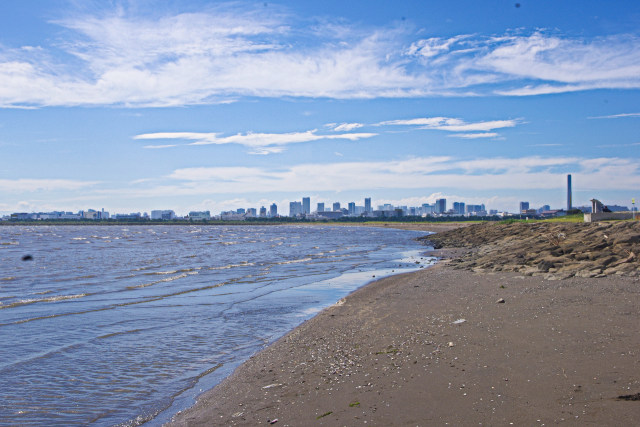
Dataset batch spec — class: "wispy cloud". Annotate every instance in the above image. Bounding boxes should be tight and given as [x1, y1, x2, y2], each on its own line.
[378, 117, 518, 132]
[332, 123, 364, 132]
[409, 32, 640, 96]
[377, 116, 518, 139]
[146, 156, 639, 195]
[135, 129, 377, 153]
[449, 133, 498, 139]
[0, 6, 639, 107]
[588, 112, 640, 119]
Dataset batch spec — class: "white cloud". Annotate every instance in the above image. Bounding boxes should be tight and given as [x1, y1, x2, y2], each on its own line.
[449, 133, 498, 139]
[135, 129, 377, 153]
[408, 32, 640, 96]
[1, 8, 639, 107]
[332, 123, 364, 132]
[378, 116, 518, 136]
[154, 156, 638, 195]
[588, 112, 640, 119]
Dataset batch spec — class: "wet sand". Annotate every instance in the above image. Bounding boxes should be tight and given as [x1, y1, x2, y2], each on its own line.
[171, 251, 640, 425]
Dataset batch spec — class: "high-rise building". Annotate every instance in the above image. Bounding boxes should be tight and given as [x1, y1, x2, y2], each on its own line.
[269, 203, 277, 217]
[519, 201, 530, 213]
[333, 202, 341, 211]
[348, 202, 356, 215]
[435, 198, 446, 214]
[453, 202, 465, 215]
[259, 206, 267, 217]
[289, 201, 303, 217]
[364, 198, 372, 213]
[302, 197, 310, 214]
[567, 174, 572, 211]
[317, 202, 325, 213]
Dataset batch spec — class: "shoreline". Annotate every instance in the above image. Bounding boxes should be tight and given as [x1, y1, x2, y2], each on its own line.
[170, 222, 640, 426]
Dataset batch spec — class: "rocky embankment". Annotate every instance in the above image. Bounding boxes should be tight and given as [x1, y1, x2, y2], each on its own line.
[420, 220, 640, 279]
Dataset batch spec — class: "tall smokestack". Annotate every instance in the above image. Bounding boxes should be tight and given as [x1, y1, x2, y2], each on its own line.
[567, 174, 572, 211]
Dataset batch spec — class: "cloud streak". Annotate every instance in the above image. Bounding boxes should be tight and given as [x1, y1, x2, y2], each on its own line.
[0, 6, 639, 107]
[135, 129, 377, 153]
[148, 156, 639, 195]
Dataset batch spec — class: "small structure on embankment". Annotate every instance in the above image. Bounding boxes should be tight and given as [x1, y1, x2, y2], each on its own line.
[584, 199, 634, 222]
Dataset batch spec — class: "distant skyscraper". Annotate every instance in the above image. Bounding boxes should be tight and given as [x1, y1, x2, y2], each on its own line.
[520, 201, 529, 212]
[259, 206, 267, 217]
[317, 202, 325, 213]
[302, 197, 310, 214]
[289, 201, 303, 217]
[364, 197, 371, 213]
[348, 202, 356, 215]
[435, 198, 446, 214]
[453, 202, 465, 215]
[567, 174, 572, 211]
[269, 203, 277, 217]
[333, 202, 341, 211]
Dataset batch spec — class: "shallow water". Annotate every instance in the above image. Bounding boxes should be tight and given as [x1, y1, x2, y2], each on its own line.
[0, 225, 433, 426]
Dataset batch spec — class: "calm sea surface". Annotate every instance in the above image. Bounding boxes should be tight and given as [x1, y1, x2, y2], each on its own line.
[0, 225, 433, 426]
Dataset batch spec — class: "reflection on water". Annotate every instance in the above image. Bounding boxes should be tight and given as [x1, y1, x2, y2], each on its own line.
[0, 225, 434, 426]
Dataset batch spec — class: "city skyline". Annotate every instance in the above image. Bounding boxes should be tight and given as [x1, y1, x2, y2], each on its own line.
[1, 1, 639, 215]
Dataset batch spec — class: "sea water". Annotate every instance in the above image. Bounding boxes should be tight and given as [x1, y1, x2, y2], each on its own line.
[0, 225, 433, 426]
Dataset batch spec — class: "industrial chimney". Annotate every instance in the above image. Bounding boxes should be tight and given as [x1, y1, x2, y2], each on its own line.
[567, 174, 572, 211]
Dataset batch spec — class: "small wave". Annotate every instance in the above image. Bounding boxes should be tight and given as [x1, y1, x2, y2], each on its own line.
[128, 272, 197, 289]
[142, 267, 201, 276]
[275, 257, 312, 265]
[0, 293, 88, 310]
[71, 237, 87, 240]
[208, 262, 254, 270]
[1, 276, 16, 281]
[143, 270, 179, 276]
[0, 241, 19, 245]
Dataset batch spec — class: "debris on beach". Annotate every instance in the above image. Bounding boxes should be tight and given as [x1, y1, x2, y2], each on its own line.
[262, 383, 282, 389]
[618, 393, 640, 401]
[497, 298, 505, 303]
[452, 319, 466, 324]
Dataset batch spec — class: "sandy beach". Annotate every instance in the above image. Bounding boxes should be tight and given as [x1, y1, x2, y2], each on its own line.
[170, 222, 640, 426]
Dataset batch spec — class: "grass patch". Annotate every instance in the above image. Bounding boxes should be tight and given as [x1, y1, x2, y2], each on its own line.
[540, 214, 584, 223]
[316, 411, 333, 419]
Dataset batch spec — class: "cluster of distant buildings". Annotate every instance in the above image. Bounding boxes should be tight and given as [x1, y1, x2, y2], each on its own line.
[2, 197, 570, 222]
[279, 197, 494, 219]
[4, 175, 634, 222]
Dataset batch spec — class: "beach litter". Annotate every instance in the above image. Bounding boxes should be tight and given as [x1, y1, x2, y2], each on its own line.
[452, 319, 466, 324]
[262, 383, 282, 389]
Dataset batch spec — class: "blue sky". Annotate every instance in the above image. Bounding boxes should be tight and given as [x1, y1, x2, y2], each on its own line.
[1, 0, 639, 215]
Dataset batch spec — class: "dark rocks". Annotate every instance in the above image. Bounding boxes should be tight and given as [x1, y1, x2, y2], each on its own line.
[425, 221, 640, 279]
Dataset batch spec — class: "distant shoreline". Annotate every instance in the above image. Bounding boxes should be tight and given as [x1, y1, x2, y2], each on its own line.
[0, 219, 482, 228]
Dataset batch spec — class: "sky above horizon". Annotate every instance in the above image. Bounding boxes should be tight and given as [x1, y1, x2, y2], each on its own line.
[1, 0, 639, 215]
